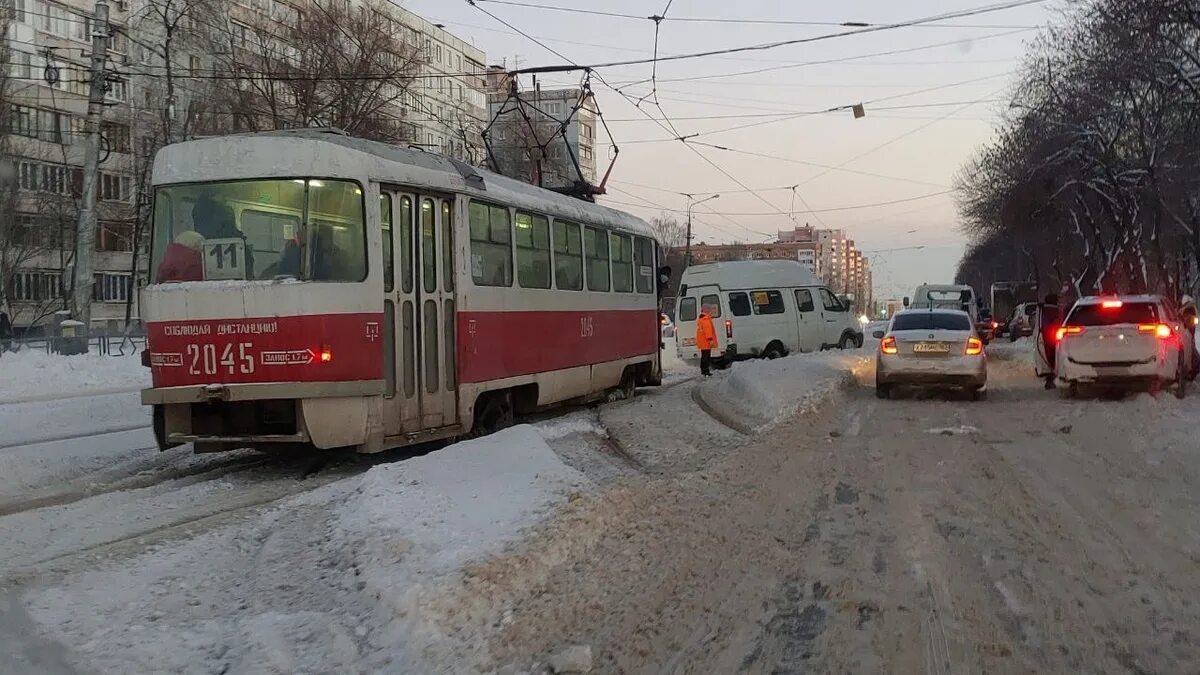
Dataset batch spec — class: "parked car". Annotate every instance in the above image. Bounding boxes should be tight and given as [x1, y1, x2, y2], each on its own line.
[874, 309, 988, 400]
[675, 260, 863, 365]
[1055, 295, 1194, 398]
[1007, 302, 1037, 341]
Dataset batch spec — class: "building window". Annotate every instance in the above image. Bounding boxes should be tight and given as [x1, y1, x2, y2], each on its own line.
[468, 200, 512, 287]
[14, 270, 64, 302]
[93, 272, 132, 303]
[10, 50, 33, 79]
[101, 122, 130, 152]
[189, 55, 201, 76]
[99, 173, 129, 201]
[514, 211, 550, 289]
[97, 220, 133, 251]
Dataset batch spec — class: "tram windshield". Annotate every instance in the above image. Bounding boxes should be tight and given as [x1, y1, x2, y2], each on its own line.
[150, 179, 366, 284]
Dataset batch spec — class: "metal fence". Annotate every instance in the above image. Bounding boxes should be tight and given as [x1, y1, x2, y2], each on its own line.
[3, 332, 146, 357]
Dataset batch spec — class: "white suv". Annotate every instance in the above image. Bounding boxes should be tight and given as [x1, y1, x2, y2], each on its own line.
[1056, 295, 1194, 398]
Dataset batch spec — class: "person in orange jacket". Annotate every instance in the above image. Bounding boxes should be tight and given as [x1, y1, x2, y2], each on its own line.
[696, 304, 720, 376]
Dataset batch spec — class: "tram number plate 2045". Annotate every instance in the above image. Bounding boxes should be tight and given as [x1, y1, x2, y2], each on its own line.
[913, 342, 951, 354]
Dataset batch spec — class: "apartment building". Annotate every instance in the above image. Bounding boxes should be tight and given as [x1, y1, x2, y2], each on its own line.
[4, 0, 140, 332]
[3, 0, 488, 332]
[399, 8, 486, 163]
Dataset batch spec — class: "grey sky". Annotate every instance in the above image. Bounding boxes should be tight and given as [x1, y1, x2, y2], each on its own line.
[401, 0, 1058, 299]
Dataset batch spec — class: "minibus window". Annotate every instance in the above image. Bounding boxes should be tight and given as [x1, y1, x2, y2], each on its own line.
[728, 292, 751, 317]
[679, 297, 698, 322]
[751, 290, 785, 315]
[701, 294, 721, 318]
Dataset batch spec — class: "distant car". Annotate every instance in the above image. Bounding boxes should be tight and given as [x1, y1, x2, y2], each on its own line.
[976, 308, 998, 344]
[874, 309, 988, 400]
[1056, 295, 1194, 398]
[660, 313, 675, 339]
[1007, 302, 1037, 341]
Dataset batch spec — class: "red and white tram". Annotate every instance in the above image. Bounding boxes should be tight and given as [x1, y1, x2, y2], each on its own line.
[142, 129, 663, 453]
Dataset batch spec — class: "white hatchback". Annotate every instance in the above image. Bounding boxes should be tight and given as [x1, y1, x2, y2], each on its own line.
[874, 309, 987, 400]
[1056, 295, 1193, 398]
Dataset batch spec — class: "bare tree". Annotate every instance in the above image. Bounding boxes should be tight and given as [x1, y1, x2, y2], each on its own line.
[955, 0, 1200, 301]
[216, 0, 424, 143]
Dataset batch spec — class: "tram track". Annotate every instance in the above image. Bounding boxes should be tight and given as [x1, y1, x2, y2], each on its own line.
[0, 423, 149, 452]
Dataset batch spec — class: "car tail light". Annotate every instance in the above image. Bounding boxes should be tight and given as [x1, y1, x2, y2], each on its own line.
[1138, 323, 1173, 339]
[1055, 326, 1084, 342]
[1101, 299, 1123, 309]
[966, 336, 984, 356]
[880, 336, 898, 355]
[725, 319, 733, 339]
[990, 321, 999, 329]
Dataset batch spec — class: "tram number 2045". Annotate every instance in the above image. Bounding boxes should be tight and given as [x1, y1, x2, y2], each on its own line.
[187, 342, 256, 376]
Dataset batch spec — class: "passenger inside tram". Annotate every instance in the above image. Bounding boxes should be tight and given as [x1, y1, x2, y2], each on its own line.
[156, 230, 205, 283]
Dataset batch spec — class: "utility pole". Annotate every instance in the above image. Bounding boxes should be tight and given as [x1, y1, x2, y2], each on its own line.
[682, 192, 719, 268]
[71, 0, 110, 337]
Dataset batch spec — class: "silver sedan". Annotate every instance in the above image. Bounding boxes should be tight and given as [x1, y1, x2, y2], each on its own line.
[874, 309, 988, 400]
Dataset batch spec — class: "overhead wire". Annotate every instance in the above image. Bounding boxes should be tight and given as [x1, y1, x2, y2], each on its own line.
[608, 28, 1033, 88]
[472, 0, 1038, 29]
[502, 0, 1049, 74]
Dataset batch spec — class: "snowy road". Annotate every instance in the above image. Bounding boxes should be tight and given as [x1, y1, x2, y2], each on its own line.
[471, 347, 1200, 674]
[4, 343, 1197, 673]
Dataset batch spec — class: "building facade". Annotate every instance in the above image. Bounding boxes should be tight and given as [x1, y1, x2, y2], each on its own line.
[2, 0, 487, 332]
[3, 0, 140, 333]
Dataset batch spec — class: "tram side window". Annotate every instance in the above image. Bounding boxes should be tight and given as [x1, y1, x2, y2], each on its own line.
[584, 225, 610, 292]
[381, 194, 393, 292]
[611, 232, 633, 293]
[515, 211, 551, 289]
[553, 219, 583, 291]
[469, 200, 512, 287]
[634, 236, 654, 294]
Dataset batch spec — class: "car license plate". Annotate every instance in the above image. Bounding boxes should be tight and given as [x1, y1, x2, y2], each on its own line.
[913, 342, 951, 354]
[682, 337, 696, 347]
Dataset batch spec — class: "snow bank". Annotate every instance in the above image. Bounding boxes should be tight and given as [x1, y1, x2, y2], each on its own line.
[697, 351, 869, 432]
[21, 425, 588, 674]
[0, 349, 147, 404]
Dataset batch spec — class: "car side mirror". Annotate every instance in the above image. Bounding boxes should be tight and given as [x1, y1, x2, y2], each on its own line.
[902, 297, 910, 307]
[872, 330, 885, 339]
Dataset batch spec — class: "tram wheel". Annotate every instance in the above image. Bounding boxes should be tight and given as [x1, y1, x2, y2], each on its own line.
[471, 390, 514, 438]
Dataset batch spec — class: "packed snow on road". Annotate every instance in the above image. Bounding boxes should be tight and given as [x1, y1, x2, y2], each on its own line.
[2, 340, 1200, 673]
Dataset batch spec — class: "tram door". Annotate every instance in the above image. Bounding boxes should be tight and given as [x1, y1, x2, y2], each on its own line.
[381, 188, 459, 436]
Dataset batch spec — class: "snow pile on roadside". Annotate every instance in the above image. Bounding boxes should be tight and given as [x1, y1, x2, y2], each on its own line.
[698, 351, 869, 432]
[0, 349, 146, 404]
[325, 425, 590, 669]
[20, 425, 587, 674]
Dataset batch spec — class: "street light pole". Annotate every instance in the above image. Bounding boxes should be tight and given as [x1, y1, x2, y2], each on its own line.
[683, 192, 719, 268]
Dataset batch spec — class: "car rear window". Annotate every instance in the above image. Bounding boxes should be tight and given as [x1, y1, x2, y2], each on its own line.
[891, 313, 972, 331]
[1068, 302, 1158, 326]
